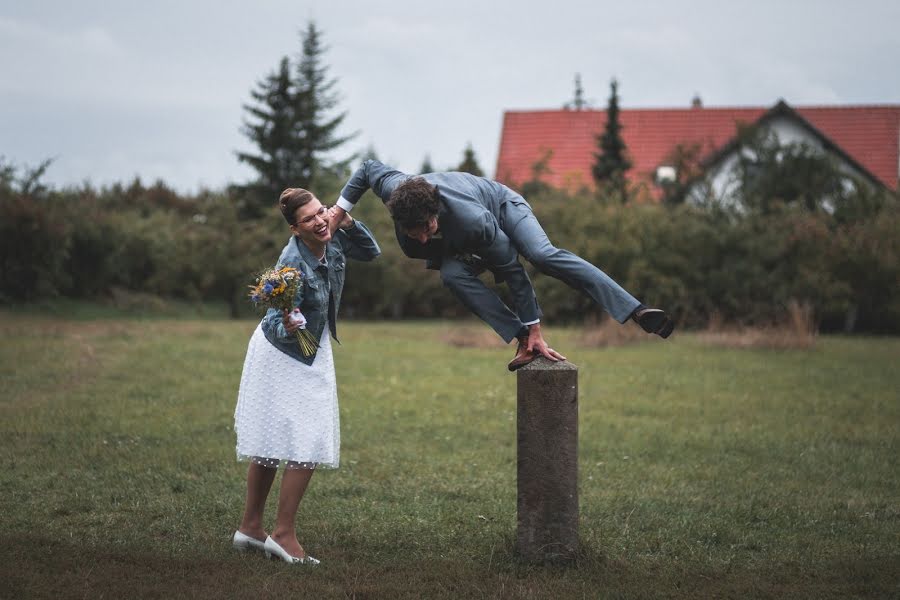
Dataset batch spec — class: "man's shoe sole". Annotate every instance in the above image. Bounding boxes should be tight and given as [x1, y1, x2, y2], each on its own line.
[508, 354, 538, 372]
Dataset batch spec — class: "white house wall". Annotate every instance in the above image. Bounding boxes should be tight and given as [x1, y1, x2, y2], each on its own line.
[688, 115, 870, 205]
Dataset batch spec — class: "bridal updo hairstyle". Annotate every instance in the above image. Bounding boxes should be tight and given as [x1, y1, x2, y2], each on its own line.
[385, 178, 440, 230]
[279, 188, 315, 225]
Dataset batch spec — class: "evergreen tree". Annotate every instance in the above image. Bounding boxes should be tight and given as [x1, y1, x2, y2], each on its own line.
[293, 21, 354, 188]
[236, 57, 297, 213]
[564, 73, 589, 110]
[420, 154, 434, 174]
[456, 143, 484, 176]
[592, 79, 632, 200]
[236, 22, 353, 216]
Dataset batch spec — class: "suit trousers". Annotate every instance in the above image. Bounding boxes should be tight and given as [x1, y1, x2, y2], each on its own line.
[439, 202, 641, 343]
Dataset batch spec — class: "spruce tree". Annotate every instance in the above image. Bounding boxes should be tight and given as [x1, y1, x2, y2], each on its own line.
[456, 143, 484, 176]
[293, 21, 354, 188]
[236, 57, 296, 212]
[564, 73, 588, 110]
[592, 79, 632, 200]
[236, 21, 353, 216]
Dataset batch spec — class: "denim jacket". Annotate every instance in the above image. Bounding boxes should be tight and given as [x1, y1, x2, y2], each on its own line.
[260, 220, 380, 365]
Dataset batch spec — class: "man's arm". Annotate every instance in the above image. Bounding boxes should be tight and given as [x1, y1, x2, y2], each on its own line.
[329, 160, 409, 234]
[470, 214, 565, 361]
[469, 213, 541, 325]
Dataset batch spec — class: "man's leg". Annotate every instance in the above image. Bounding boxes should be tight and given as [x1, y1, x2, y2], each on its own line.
[440, 258, 526, 343]
[503, 205, 641, 323]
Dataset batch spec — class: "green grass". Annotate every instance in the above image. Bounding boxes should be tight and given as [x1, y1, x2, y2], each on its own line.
[2, 296, 236, 321]
[1, 312, 898, 599]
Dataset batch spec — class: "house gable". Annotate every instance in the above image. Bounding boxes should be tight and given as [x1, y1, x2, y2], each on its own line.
[702, 101, 884, 188]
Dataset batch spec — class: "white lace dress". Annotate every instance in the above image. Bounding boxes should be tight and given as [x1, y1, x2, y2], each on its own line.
[234, 323, 339, 469]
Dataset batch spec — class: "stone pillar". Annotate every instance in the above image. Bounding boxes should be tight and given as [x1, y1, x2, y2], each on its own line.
[516, 357, 579, 563]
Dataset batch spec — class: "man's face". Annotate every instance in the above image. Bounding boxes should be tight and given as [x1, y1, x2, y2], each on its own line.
[404, 216, 439, 244]
[290, 198, 332, 246]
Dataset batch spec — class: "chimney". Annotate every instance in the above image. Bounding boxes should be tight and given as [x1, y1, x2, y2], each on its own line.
[691, 94, 703, 109]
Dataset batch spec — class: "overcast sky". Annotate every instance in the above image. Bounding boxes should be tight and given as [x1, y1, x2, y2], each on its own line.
[2, 0, 899, 193]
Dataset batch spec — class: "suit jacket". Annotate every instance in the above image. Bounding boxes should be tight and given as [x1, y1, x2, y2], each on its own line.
[337, 160, 540, 324]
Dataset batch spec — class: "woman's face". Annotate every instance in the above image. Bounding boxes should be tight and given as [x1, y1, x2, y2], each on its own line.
[290, 198, 332, 246]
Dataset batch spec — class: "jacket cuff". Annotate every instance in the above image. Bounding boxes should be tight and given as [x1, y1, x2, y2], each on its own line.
[272, 320, 292, 342]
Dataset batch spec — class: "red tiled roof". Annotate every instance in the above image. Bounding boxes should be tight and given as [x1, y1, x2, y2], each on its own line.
[494, 104, 900, 192]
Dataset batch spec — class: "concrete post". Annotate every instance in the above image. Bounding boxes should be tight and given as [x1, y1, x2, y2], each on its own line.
[515, 356, 579, 563]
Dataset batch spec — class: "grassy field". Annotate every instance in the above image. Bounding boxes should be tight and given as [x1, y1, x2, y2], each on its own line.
[1, 311, 898, 599]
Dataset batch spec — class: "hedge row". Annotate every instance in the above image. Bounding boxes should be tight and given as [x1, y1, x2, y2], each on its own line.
[2, 181, 897, 332]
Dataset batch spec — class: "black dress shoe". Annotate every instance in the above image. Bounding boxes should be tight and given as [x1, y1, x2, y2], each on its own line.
[633, 308, 675, 339]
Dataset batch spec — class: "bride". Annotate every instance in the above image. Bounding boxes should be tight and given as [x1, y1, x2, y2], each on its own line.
[231, 188, 379, 564]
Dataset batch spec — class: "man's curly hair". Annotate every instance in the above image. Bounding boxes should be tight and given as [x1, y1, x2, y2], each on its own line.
[386, 177, 440, 230]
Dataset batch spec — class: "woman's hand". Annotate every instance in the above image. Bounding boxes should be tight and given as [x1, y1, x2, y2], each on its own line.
[281, 308, 304, 334]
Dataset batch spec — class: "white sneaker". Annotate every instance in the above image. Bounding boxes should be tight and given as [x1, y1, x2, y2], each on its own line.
[232, 530, 266, 552]
[263, 536, 320, 565]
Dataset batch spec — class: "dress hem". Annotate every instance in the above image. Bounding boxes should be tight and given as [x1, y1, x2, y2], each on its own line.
[236, 452, 339, 470]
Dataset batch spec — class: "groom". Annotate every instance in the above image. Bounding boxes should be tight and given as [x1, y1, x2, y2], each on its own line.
[329, 160, 674, 370]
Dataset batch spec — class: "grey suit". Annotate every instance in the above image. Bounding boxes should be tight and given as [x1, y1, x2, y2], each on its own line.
[338, 160, 640, 342]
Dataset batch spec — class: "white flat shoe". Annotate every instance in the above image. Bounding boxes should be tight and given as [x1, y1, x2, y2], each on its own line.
[264, 536, 320, 565]
[232, 530, 266, 552]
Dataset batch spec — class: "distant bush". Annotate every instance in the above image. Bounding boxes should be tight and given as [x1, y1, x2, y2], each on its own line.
[0, 193, 70, 302]
[525, 187, 898, 333]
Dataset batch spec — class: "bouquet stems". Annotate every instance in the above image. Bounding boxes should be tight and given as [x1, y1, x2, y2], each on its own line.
[294, 328, 320, 356]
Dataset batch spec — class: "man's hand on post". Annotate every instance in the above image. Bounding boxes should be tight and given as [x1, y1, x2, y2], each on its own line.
[526, 322, 567, 362]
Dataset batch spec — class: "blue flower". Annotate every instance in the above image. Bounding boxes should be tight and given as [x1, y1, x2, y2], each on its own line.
[263, 283, 274, 294]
